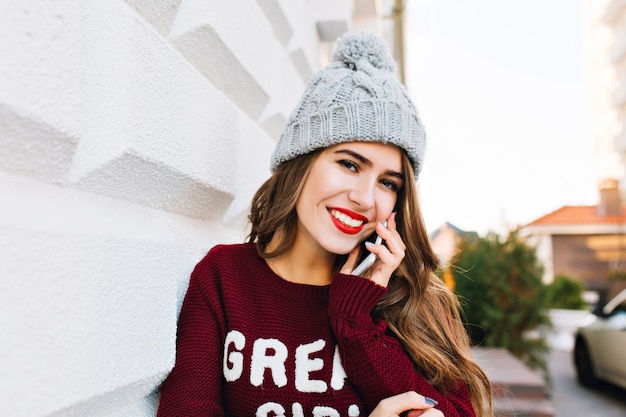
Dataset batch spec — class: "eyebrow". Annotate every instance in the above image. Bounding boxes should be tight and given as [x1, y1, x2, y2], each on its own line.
[333, 148, 405, 181]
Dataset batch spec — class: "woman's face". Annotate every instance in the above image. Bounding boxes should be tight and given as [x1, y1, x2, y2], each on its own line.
[295, 141, 404, 256]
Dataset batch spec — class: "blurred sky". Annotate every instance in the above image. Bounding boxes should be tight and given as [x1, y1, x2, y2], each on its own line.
[405, 0, 598, 235]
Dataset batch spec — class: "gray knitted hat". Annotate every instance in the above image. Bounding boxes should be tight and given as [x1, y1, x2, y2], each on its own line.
[270, 31, 426, 179]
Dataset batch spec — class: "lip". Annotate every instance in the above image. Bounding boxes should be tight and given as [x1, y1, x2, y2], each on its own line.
[328, 207, 368, 235]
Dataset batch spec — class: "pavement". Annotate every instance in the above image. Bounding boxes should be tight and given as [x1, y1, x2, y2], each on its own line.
[549, 347, 626, 417]
[472, 347, 554, 417]
[471, 309, 626, 417]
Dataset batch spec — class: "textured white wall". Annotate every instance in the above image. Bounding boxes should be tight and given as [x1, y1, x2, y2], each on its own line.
[0, 0, 353, 416]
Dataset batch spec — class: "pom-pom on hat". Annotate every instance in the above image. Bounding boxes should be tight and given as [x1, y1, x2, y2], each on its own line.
[270, 31, 427, 180]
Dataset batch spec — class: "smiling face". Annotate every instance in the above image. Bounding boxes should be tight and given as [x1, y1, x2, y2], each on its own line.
[294, 141, 405, 257]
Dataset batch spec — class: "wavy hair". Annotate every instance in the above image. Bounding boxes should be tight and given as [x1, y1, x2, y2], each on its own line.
[247, 149, 492, 416]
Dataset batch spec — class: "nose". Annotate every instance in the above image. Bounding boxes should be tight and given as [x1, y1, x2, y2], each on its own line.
[348, 179, 376, 210]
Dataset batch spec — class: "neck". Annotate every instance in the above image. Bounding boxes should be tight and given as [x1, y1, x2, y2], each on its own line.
[266, 235, 336, 286]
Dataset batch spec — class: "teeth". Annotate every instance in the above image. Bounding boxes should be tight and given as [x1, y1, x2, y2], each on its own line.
[330, 209, 364, 228]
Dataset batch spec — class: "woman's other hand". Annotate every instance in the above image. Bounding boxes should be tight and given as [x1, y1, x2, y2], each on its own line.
[368, 391, 443, 417]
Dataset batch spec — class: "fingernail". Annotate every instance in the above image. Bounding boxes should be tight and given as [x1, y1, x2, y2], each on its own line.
[425, 397, 438, 406]
[364, 241, 374, 247]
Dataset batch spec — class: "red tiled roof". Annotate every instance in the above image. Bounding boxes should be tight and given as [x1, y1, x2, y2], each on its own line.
[527, 205, 626, 226]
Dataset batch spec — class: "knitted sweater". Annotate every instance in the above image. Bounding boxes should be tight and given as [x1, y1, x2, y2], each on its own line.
[157, 243, 476, 417]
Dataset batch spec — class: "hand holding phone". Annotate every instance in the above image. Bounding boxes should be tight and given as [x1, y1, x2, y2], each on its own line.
[351, 221, 387, 276]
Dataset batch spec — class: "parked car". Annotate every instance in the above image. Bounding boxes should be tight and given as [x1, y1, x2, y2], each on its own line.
[573, 288, 626, 390]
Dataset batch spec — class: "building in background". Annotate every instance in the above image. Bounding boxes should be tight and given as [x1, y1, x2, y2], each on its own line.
[520, 0, 626, 303]
[0, 1, 408, 416]
[522, 179, 626, 303]
[429, 222, 478, 290]
[584, 0, 626, 195]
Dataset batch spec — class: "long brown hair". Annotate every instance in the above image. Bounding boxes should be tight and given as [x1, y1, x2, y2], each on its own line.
[248, 149, 492, 416]
[248, 150, 321, 258]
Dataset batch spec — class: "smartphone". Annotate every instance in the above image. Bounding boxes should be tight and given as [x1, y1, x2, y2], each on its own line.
[351, 221, 387, 276]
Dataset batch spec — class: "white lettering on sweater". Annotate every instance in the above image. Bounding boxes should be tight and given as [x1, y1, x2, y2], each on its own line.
[251, 338, 289, 387]
[224, 330, 245, 381]
[312, 406, 340, 416]
[292, 403, 304, 417]
[295, 339, 326, 392]
[254, 403, 359, 417]
[224, 330, 358, 416]
[330, 345, 347, 390]
[256, 402, 285, 416]
[224, 330, 348, 390]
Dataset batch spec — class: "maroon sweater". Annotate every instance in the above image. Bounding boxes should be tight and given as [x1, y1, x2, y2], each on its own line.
[157, 243, 476, 417]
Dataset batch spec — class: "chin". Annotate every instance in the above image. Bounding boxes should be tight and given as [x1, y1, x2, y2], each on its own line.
[321, 240, 359, 256]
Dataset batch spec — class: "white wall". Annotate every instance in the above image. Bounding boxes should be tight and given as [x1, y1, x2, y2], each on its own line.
[582, 0, 624, 184]
[0, 0, 353, 416]
[521, 231, 555, 284]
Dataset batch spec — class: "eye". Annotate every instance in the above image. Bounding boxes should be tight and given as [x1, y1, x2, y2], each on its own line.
[380, 178, 400, 192]
[338, 159, 359, 172]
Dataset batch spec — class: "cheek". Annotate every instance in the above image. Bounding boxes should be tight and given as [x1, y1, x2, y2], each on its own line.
[296, 173, 329, 216]
[377, 193, 398, 219]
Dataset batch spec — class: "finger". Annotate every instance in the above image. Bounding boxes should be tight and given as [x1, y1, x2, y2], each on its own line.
[376, 217, 406, 255]
[340, 245, 361, 274]
[369, 391, 437, 417]
[387, 211, 398, 231]
[413, 408, 444, 417]
[367, 227, 405, 286]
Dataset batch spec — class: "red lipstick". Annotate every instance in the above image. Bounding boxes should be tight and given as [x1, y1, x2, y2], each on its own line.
[328, 208, 368, 235]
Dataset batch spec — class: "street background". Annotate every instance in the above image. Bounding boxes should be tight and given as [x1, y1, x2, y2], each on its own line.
[549, 348, 626, 416]
[547, 314, 625, 416]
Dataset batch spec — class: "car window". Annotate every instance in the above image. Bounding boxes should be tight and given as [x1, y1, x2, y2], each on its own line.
[603, 290, 626, 317]
[610, 299, 626, 316]
[606, 298, 626, 329]
[608, 310, 626, 330]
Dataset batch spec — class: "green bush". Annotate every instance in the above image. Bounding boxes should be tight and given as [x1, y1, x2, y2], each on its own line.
[452, 230, 550, 376]
[545, 275, 586, 310]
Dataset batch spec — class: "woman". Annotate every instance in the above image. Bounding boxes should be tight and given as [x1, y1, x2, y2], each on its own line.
[157, 32, 492, 417]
